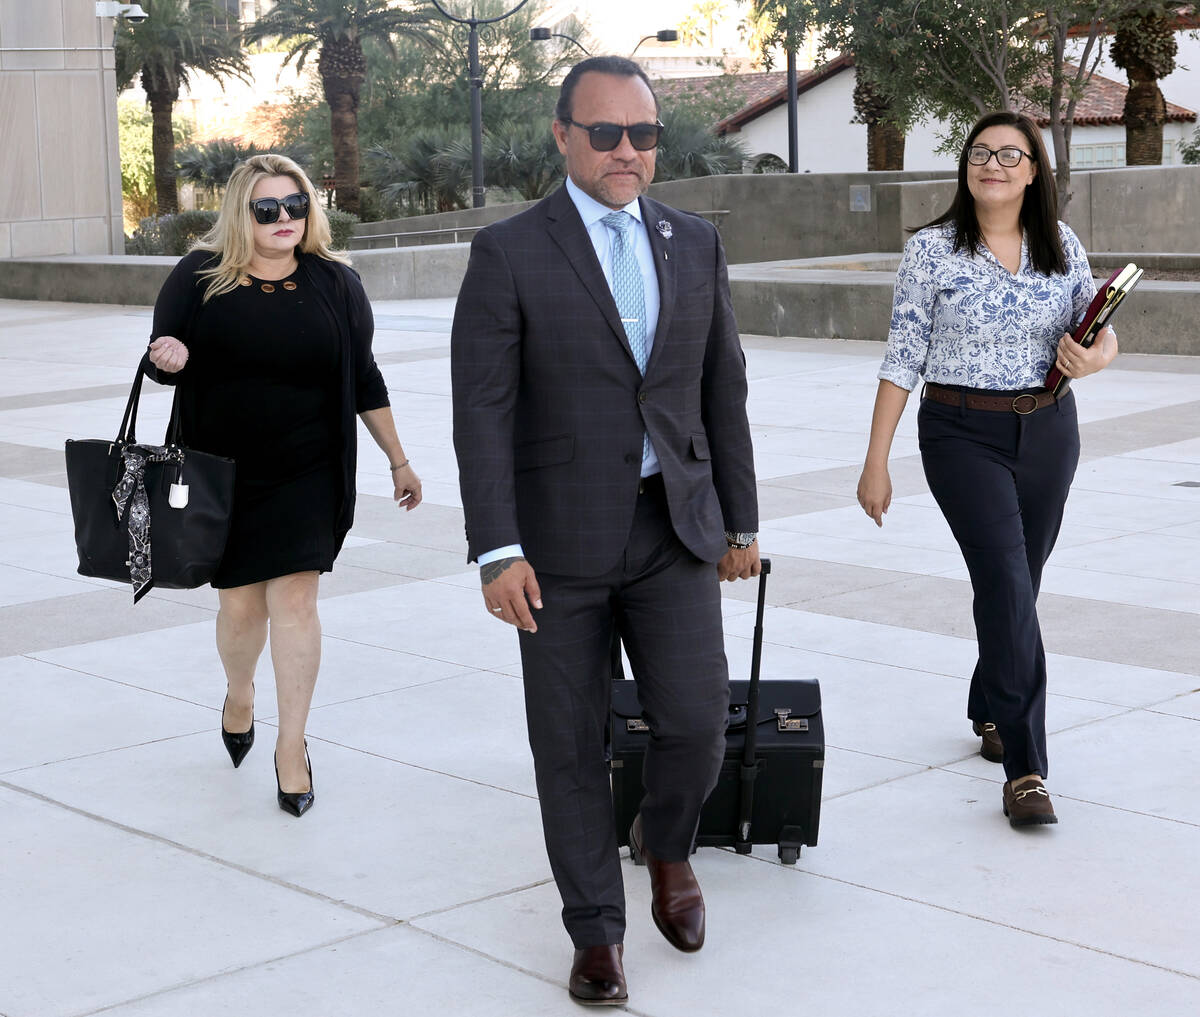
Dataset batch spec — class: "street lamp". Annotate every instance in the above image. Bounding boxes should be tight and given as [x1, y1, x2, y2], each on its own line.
[430, 0, 536, 209]
[630, 29, 678, 55]
[528, 27, 589, 55]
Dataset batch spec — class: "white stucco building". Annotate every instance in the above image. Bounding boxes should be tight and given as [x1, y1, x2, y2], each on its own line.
[706, 55, 1196, 174]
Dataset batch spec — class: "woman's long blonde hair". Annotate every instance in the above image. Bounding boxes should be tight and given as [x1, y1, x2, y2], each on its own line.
[194, 153, 350, 302]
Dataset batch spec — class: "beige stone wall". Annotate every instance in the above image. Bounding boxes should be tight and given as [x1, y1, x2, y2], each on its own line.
[0, 0, 124, 256]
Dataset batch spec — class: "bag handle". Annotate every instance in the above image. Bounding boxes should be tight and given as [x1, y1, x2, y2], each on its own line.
[115, 364, 147, 445]
[736, 556, 771, 852]
[115, 362, 187, 451]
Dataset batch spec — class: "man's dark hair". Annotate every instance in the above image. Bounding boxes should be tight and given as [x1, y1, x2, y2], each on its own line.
[916, 110, 1066, 276]
[554, 56, 659, 123]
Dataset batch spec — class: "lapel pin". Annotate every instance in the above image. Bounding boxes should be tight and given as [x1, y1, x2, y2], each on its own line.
[656, 220, 673, 239]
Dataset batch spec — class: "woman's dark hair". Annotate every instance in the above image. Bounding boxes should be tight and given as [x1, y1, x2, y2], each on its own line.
[916, 110, 1066, 276]
[554, 56, 659, 123]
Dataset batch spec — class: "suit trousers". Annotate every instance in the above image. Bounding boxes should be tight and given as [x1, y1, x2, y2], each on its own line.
[918, 389, 1080, 783]
[517, 475, 730, 948]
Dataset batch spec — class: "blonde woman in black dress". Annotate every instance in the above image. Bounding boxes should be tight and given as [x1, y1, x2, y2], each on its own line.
[143, 154, 421, 817]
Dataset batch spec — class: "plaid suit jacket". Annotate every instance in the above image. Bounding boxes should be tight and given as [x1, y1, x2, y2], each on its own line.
[451, 185, 757, 578]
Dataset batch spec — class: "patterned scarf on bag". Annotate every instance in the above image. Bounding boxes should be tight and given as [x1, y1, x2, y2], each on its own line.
[111, 444, 182, 600]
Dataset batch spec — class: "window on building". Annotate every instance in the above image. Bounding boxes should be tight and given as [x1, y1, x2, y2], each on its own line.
[1069, 143, 1126, 169]
[1162, 139, 1177, 164]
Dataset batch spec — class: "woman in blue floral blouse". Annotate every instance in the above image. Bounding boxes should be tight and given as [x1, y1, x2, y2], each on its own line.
[856, 111, 1118, 828]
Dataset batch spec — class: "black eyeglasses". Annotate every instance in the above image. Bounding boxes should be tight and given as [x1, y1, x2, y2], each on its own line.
[562, 118, 664, 152]
[966, 144, 1033, 168]
[249, 191, 310, 225]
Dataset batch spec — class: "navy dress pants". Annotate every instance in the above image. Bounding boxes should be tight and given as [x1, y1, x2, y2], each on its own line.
[919, 388, 1080, 783]
[516, 475, 730, 949]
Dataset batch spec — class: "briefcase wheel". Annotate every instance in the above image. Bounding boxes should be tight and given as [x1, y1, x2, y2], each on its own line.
[629, 839, 645, 866]
[778, 846, 800, 865]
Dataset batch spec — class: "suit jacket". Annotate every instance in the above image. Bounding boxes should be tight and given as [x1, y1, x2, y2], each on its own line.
[451, 185, 757, 578]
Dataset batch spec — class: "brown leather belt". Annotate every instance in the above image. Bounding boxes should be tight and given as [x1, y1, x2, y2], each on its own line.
[922, 382, 1068, 415]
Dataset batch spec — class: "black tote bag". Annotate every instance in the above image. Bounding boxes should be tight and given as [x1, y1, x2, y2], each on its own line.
[65, 365, 235, 602]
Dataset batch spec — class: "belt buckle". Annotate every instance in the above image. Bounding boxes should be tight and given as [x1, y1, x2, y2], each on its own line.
[1011, 393, 1039, 415]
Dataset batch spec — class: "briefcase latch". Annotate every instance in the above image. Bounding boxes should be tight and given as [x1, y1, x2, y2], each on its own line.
[775, 708, 808, 732]
[626, 717, 650, 733]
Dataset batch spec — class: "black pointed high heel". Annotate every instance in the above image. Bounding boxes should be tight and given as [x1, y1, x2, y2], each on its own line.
[275, 745, 314, 818]
[220, 694, 255, 768]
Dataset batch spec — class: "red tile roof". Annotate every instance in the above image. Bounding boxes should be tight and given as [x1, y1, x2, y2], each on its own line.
[1025, 65, 1195, 126]
[670, 55, 1195, 133]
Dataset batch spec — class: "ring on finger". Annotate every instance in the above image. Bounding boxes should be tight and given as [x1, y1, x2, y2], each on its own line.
[490, 605, 503, 613]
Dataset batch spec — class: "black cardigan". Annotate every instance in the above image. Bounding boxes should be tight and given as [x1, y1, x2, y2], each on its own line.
[141, 249, 390, 549]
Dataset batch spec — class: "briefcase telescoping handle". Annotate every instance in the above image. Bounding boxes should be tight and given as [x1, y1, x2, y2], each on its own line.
[736, 556, 771, 852]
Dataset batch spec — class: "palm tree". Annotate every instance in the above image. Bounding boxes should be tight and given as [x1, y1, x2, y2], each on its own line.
[854, 73, 904, 171]
[366, 130, 471, 215]
[654, 107, 749, 181]
[243, 0, 437, 216]
[114, 0, 247, 216]
[1110, 3, 1179, 165]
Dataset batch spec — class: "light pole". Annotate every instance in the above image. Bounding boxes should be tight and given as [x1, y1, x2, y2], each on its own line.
[528, 26, 589, 55]
[430, 0, 536, 208]
[630, 29, 679, 55]
[531, 27, 678, 59]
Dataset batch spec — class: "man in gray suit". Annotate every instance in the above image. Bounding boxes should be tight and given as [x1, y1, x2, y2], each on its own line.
[451, 56, 759, 1006]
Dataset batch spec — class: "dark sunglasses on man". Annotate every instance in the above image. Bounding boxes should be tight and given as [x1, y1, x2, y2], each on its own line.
[562, 118, 664, 152]
[249, 191, 311, 225]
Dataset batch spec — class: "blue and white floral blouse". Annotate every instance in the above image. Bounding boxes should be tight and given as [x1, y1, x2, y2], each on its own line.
[878, 221, 1097, 392]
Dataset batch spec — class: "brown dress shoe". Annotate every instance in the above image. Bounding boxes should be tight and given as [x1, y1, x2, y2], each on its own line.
[1003, 777, 1058, 827]
[972, 721, 1004, 763]
[630, 815, 705, 952]
[568, 944, 627, 1007]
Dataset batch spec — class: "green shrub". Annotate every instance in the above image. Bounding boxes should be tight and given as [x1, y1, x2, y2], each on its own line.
[326, 208, 360, 250]
[161, 210, 218, 256]
[126, 216, 166, 255]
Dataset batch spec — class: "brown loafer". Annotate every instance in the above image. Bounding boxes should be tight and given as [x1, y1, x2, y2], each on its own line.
[630, 814, 705, 952]
[972, 721, 1004, 763]
[568, 944, 627, 1007]
[1003, 777, 1058, 827]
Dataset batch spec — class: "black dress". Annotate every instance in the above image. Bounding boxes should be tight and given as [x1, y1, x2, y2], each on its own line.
[144, 250, 390, 589]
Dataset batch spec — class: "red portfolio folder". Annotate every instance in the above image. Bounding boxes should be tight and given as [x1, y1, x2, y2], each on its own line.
[1045, 263, 1143, 396]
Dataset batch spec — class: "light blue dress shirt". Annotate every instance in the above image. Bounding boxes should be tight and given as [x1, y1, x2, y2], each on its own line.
[479, 179, 664, 568]
[879, 221, 1097, 392]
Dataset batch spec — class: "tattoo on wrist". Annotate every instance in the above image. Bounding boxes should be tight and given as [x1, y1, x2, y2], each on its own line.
[481, 556, 525, 585]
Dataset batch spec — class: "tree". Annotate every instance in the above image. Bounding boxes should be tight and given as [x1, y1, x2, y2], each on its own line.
[114, 0, 247, 215]
[654, 107, 750, 180]
[366, 130, 471, 214]
[243, 0, 439, 216]
[175, 138, 313, 198]
[810, 3, 1138, 217]
[680, 1, 730, 46]
[752, 1, 920, 170]
[276, 0, 584, 216]
[1110, 2, 1180, 163]
[118, 100, 192, 229]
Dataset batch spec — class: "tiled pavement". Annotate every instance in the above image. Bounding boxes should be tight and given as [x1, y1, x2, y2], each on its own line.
[0, 295, 1197, 1017]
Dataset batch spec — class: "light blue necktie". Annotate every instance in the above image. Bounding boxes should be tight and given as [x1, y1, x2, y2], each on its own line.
[602, 211, 651, 466]
[601, 211, 648, 374]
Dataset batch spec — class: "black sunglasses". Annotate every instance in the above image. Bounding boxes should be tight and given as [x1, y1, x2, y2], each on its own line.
[249, 191, 310, 225]
[562, 118, 664, 152]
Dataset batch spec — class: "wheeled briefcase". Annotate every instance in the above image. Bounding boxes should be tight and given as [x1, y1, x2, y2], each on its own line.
[609, 559, 824, 864]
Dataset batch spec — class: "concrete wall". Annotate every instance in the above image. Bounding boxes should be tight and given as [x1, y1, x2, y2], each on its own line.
[0, 246, 471, 306]
[890, 165, 1200, 254]
[355, 171, 958, 263]
[726, 266, 1199, 357]
[0, 0, 124, 256]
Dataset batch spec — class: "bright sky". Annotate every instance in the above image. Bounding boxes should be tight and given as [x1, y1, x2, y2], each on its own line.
[541, 1, 749, 54]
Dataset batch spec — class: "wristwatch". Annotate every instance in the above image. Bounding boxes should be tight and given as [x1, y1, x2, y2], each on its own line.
[724, 530, 757, 550]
